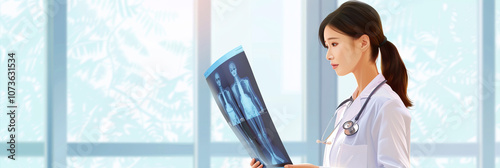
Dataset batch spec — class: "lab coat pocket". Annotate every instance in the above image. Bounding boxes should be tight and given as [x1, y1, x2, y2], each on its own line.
[336, 143, 367, 167]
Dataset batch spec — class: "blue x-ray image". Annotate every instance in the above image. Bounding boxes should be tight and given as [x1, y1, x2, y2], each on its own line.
[215, 72, 244, 126]
[228, 62, 264, 117]
[204, 45, 292, 168]
[228, 61, 285, 164]
[213, 72, 268, 166]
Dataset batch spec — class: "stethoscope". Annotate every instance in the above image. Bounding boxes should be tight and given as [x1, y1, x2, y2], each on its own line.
[316, 79, 387, 144]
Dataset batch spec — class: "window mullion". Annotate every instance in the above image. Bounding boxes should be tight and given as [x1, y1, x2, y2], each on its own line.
[478, 0, 495, 167]
[194, 0, 211, 167]
[47, 0, 67, 167]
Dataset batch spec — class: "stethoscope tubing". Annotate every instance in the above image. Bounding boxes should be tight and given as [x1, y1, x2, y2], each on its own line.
[319, 79, 387, 141]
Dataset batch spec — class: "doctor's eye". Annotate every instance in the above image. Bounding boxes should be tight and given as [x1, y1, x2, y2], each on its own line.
[331, 43, 338, 47]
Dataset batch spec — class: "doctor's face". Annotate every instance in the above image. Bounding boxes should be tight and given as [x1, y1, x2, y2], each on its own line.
[229, 63, 237, 77]
[323, 26, 363, 76]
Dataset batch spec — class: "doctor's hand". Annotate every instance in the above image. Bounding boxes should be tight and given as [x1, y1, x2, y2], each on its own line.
[250, 158, 264, 168]
[284, 163, 319, 168]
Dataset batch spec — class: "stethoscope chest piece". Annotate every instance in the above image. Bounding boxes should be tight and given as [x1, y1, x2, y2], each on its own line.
[317, 79, 387, 143]
[343, 120, 358, 136]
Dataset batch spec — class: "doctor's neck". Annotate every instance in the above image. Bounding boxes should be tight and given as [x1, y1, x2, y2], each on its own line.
[352, 60, 379, 100]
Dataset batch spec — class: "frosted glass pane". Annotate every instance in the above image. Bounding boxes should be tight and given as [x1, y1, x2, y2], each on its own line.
[411, 157, 475, 168]
[337, 0, 478, 143]
[0, 0, 46, 143]
[211, 0, 304, 142]
[0, 157, 44, 168]
[67, 157, 192, 168]
[67, 0, 194, 142]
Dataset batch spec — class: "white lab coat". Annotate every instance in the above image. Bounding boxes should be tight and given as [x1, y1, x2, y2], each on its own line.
[320, 74, 411, 168]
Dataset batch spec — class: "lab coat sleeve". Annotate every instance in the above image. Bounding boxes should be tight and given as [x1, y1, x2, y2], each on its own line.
[372, 99, 411, 168]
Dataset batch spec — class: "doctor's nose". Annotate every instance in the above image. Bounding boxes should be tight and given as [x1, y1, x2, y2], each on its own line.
[326, 53, 333, 61]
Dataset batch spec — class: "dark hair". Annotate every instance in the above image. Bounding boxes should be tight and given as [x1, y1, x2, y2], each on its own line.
[319, 1, 412, 108]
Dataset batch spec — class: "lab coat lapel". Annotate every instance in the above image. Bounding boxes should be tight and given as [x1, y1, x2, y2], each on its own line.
[333, 74, 386, 140]
[351, 74, 385, 118]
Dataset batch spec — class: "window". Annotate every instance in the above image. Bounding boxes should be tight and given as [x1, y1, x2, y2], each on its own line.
[0, 0, 47, 166]
[210, 0, 304, 143]
[1, 0, 496, 167]
[66, 0, 194, 167]
[210, 0, 305, 166]
[67, 0, 194, 143]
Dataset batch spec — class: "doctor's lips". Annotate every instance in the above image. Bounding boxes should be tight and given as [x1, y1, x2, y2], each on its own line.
[331, 64, 339, 69]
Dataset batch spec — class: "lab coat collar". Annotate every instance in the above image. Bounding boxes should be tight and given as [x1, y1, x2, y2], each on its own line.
[331, 74, 386, 145]
[353, 73, 386, 100]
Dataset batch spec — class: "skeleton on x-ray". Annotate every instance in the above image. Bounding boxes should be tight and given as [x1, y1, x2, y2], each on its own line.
[228, 62, 284, 164]
[214, 72, 267, 162]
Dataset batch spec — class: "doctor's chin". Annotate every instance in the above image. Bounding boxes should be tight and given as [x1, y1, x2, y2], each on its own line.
[0, 0, 498, 168]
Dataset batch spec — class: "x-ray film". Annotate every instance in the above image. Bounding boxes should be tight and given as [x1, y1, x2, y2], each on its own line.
[204, 46, 292, 168]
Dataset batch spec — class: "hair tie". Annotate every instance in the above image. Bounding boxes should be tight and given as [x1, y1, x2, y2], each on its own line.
[379, 37, 387, 47]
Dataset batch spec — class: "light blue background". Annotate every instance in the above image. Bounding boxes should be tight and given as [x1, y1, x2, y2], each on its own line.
[0, 0, 497, 167]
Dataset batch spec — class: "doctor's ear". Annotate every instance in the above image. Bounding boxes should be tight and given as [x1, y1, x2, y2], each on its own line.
[358, 34, 370, 52]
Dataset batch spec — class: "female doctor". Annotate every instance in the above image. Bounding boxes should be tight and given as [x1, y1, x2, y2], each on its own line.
[250, 1, 411, 167]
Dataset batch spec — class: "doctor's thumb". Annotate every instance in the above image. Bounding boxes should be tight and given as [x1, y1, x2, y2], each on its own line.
[284, 164, 292, 168]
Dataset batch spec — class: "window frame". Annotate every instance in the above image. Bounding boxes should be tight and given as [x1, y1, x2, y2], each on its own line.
[44, 0, 496, 167]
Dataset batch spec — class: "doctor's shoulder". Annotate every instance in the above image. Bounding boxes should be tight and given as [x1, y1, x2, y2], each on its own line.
[369, 84, 411, 120]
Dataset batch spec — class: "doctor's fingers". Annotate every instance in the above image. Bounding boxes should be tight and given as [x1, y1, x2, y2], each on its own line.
[250, 158, 264, 168]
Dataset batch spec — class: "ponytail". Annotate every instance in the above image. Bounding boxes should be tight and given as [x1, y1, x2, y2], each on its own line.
[379, 41, 412, 108]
